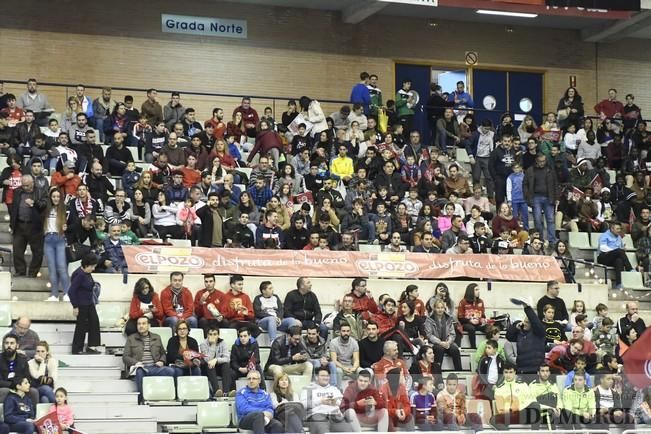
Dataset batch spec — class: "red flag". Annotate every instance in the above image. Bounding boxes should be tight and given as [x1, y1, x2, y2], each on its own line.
[35, 408, 63, 434]
[629, 207, 636, 229]
[623, 329, 651, 388]
[589, 174, 603, 195]
[182, 350, 206, 366]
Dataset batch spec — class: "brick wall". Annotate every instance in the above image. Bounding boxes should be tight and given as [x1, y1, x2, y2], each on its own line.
[0, 0, 643, 121]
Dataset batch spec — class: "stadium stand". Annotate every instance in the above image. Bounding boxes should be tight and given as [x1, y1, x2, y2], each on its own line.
[1, 7, 651, 434]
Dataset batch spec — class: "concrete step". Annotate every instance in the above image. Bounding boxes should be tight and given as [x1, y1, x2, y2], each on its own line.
[58, 378, 136, 393]
[150, 405, 198, 423]
[58, 353, 123, 368]
[73, 404, 152, 419]
[8, 300, 129, 322]
[74, 418, 158, 434]
[67, 392, 139, 405]
[441, 354, 471, 371]
[12, 276, 49, 291]
[59, 366, 122, 379]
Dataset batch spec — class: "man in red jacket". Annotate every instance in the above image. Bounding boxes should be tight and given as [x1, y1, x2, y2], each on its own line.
[221, 274, 260, 337]
[348, 278, 379, 321]
[232, 97, 259, 138]
[194, 273, 227, 334]
[341, 370, 389, 431]
[160, 271, 197, 328]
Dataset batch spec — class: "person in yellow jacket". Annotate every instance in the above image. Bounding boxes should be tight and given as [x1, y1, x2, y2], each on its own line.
[330, 144, 354, 183]
[490, 362, 541, 429]
[560, 372, 595, 428]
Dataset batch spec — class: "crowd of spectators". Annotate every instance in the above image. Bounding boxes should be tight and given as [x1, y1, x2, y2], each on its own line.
[97, 272, 651, 430]
[2, 75, 651, 300]
[0, 73, 651, 432]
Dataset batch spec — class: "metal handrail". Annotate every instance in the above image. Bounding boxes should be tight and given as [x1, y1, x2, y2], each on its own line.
[0, 78, 350, 105]
[554, 255, 611, 282]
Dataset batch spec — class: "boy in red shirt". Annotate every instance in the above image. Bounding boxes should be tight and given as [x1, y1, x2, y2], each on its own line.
[194, 273, 227, 333]
[220, 274, 259, 337]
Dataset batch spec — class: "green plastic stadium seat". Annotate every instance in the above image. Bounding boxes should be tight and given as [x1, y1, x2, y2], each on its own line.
[568, 232, 591, 250]
[151, 327, 173, 345]
[626, 252, 638, 268]
[622, 234, 635, 251]
[0, 304, 11, 327]
[359, 244, 381, 253]
[143, 376, 176, 402]
[456, 147, 470, 163]
[177, 376, 210, 402]
[189, 328, 204, 343]
[622, 271, 645, 290]
[36, 403, 52, 419]
[197, 401, 234, 431]
[219, 328, 237, 345]
[288, 375, 311, 395]
[259, 347, 271, 368]
[590, 232, 602, 248]
[96, 304, 125, 328]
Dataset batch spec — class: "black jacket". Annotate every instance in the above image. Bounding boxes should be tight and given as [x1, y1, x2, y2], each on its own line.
[477, 355, 504, 385]
[9, 187, 46, 231]
[283, 289, 322, 323]
[524, 165, 558, 205]
[230, 337, 261, 371]
[165, 336, 199, 365]
[360, 337, 385, 369]
[283, 226, 309, 250]
[265, 334, 308, 370]
[14, 121, 39, 147]
[86, 174, 115, 207]
[506, 306, 546, 374]
[0, 353, 29, 388]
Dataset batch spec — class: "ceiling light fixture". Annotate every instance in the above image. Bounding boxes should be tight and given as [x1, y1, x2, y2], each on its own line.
[476, 9, 538, 18]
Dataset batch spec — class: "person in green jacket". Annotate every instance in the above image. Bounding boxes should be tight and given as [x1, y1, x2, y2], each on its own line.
[560, 372, 595, 428]
[491, 362, 541, 429]
[395, 79, 415, 134]
[529, 364, 561, 428]
[472, 325, 505, 365]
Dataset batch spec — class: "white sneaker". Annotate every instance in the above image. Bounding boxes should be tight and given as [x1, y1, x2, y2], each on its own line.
[45, 296, 58, 302]
[63, 295, 70, 302]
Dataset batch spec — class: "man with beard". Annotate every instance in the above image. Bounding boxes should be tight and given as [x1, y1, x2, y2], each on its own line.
[329, 323, 361, 387]
[16, 79, 54, 126]
[0, 335, 39, 404]
[283, 215, 309, 250]
[205, 107, 226, 141]
[67, 183, 102, 226]
[105, 132, 134, 176]
[86, 161, 115, 209]
[196, 192, 223, 248]
[631, 205, 651, 247]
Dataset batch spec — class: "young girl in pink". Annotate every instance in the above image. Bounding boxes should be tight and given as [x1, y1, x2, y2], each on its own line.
[53, 387, 74, 432]
[176, 198, 199, 238]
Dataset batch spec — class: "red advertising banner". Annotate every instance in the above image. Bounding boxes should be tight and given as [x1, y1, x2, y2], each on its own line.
[122, 246, 565, 282]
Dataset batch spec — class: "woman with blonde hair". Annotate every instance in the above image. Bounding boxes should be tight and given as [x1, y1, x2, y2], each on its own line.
[44, 188, 70, 302]
[517, 114, 538, 143]
[28, 341, 58, 403]
[271, 373, 305, 434]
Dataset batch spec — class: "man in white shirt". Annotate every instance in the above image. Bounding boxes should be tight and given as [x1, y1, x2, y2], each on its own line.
[301, 367, 355, 434]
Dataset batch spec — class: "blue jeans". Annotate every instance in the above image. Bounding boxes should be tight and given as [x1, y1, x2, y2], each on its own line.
[310, 359, 337, 385]
[8, 422, 34, 434]
[44, 233, 70, 296]
[511, 201, 529, 231]
[163, 315, 198, 329]
[172, 366, 201, 378]
[38, 384, 55, 403]
[134, 365, 176, 402]
[533, 195, 556, 243]
[257, 317, 301, 341]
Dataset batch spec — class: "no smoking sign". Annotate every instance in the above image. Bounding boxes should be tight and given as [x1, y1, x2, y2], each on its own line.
[465, 51, 478, 66]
